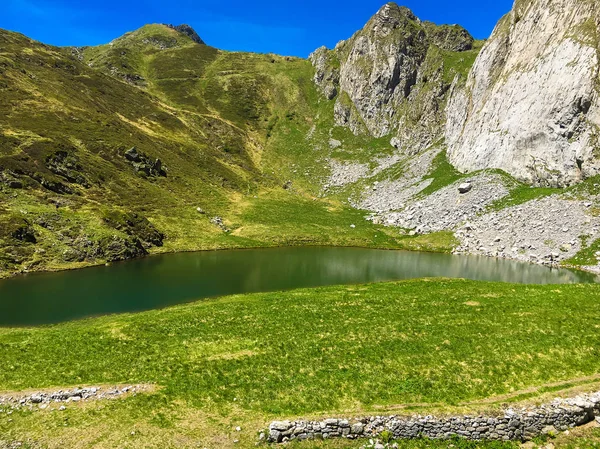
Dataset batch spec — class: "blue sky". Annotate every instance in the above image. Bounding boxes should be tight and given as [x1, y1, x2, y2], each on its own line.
[2, 0, 514, 57]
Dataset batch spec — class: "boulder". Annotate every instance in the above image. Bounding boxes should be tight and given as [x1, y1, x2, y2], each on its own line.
[458, 182, 473, 194]
[270, 421, 292, 431]
[124, 147, 141, 162]
[7, 180, 22, 189]
[11, 220, 36, 243]
[124, 148, 167, 177]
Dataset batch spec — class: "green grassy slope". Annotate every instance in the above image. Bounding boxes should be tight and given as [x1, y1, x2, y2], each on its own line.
[0, 25, 412, 278]
[2, 279, 600, 448]
[0, 22, 479, 279]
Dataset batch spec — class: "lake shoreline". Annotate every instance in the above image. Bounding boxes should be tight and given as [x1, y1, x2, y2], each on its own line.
[1, 240, 597, 282]
[1, 245, 596, 327]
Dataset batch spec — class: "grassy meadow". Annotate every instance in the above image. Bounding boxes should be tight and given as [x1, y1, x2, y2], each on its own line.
[2, 279, 600, 448]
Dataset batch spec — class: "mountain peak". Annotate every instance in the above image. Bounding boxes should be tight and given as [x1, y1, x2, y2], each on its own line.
[164, 24, 205, 45]
[374, 3, 418, 23]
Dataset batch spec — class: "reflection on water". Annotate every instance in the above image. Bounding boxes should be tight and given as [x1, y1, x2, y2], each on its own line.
[0, 247, 596, 326]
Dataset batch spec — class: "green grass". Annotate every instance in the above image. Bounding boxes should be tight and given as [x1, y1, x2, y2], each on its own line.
[487, 183, 561, 211]
[0, 24, 425, 279]
[395, 230, 459, 253]
[486, 172, 600, 214]
[554, 427, 600, 448]
[0, 185, 407, 278]
[227, 189, 403, 248]
[441, 40, 485, 84]
[418, 148, 467, 197]
[1, 25, 389, 278]
[565, 236, 600, 267]
[0, 19, 487, 280]
[2, 280, 600, 447]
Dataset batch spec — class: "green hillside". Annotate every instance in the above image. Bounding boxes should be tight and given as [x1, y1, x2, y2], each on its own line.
[0, 25, 424, 278]
[2, 279, 600, 448]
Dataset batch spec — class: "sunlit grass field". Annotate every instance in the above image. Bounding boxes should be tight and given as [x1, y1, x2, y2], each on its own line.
[2, 279, 600, 448]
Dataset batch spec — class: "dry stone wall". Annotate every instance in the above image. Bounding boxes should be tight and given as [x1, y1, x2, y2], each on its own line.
[267, 391, 600, 443]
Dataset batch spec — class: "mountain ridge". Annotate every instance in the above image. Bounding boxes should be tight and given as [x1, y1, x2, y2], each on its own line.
[310, 2, 479, 153]
[2, 1, 600, 280]
[164, 23, 205, 45]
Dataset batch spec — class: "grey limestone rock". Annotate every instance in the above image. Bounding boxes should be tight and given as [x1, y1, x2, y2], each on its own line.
[310, 3, 475, 153]
[446, 0, 600, 187]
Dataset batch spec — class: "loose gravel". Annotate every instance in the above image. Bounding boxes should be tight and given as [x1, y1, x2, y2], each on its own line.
[371, 173, 510, 233]
[454, 195, 600, 266]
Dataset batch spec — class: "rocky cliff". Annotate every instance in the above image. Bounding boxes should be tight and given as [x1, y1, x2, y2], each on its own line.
[310, 3, 478, 154]
[312, 0, 600, 187]
[308, 1, 600, 273]
[165, 24, 205, 45]
[446, 0, 600, 187]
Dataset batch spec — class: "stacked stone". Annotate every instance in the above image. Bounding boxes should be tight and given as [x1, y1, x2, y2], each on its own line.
[267, 392, 600, 443]
[0, 385, 145, 410]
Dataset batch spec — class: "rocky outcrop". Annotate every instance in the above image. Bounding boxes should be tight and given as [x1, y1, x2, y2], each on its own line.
[8, 219, 36, 244]
[314, 0, 600, 188]
[446, 0, 600, 187]
[101, 210, 164, 249]
[124, 147, 167, 177]
[45, 151, 89, 187]
[334, 4, 428, 138]
[309, 47, 339, 100]
[165, 24, 205, 45]
[0, 170, 23, 189]
[423, 22, 475, 52]
[310, 3, 476, 154]
[62, 235, 148, 263]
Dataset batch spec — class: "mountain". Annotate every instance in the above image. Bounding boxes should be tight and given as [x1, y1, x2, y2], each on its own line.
[310, 2, 481, 154]
[445, 0, 600, 187]
[0, 23, 411, 278]
[312, 0, 600, 188]
[2, 1, 600, 279]
[308, 0, 600, 273]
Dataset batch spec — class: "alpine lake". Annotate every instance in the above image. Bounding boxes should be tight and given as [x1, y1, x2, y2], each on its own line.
[1, 247, 596, 327]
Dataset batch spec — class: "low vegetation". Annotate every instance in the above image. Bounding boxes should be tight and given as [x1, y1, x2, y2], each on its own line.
[0, 24, 409, 278]
[2, 279, 600, 447]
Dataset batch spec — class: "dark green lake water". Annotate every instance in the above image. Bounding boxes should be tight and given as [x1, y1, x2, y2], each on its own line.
[0, 247, 597, 327]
